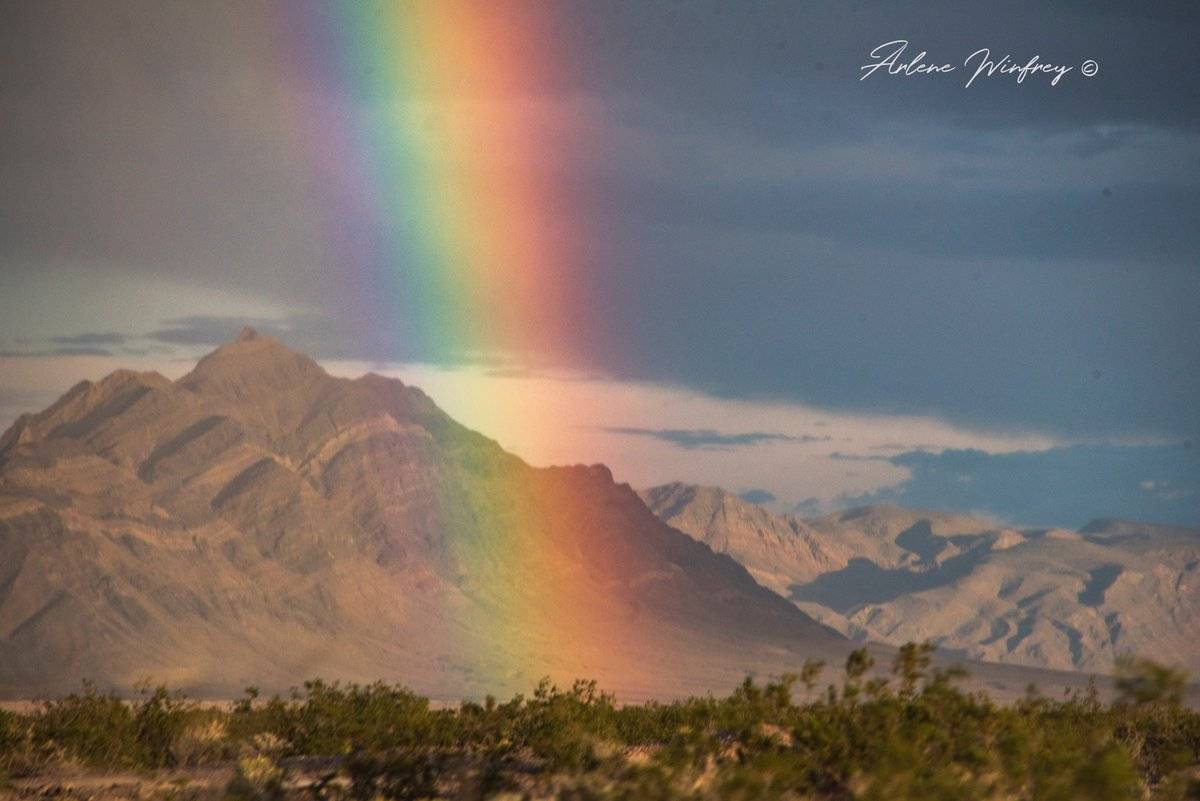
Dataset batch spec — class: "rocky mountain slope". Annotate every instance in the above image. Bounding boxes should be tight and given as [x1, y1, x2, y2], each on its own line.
[642, 483, 1200, 674]
[0, 330, 845, 699]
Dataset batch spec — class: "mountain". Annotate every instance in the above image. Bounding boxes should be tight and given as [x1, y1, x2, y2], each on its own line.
[642, 483, 1200, 674]
[0, 329, 850, 700]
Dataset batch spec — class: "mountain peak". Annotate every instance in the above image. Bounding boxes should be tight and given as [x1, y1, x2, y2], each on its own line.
[236, 325, 263, 342]
[0, 334, 847, 698]
[178, 328, 328, 399]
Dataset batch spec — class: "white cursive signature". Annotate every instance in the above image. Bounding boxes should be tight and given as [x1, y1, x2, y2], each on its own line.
[860, 40, 1084, 88]
[859, 40, 956, 81]
[962, 48, 1072, 87]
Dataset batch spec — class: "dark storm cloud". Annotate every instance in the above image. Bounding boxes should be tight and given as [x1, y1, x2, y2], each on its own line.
[0, 347, 114, 358]
[739, 489, 778, 505]
[844, 443, 1200, 528]
[49, 347, 114, 357]
[584, 173, 1200, 263]
[793, 497, 825, 516]
[828, 452, 890, 462]
[1, 0, 1198, 443]
[50, 332, 128, 346]
[601, 427, 829, 450]
[149, 317, 304, 348]
[560, 0, 1200, 140]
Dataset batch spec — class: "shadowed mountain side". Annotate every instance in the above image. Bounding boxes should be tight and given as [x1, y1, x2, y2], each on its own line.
[643, 483, 1200, 674]
[788, 545, 992, 613]
[0, 330, 850, 700]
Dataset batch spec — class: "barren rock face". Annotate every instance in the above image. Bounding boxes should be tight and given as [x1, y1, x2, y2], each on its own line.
[0, 331, 844, 700]
[644, 484, 1200, 674]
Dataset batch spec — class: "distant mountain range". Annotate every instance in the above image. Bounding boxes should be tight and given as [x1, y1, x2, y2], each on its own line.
[0, 329, 1174, 701]
[642, 483, 1200, 674]
[0, 329, 845, 699]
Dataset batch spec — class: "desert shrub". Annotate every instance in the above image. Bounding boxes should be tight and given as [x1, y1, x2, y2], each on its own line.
[172, 712, 234, 766]
[24, 682, 192, 770]
[225, 752, 286, 801]
[131, 685, 191, 767]
[1114, 680, 1200, 785]
[226, 680, 453, 757]
[508, 678, 620, 772]
[30, 681, 140, 768]
[0, 708, 33, 780]
[224, 726, 291, 801]
[1, 647, 1195, 800]
[342, 747, 441, 801]
[1117, 658, 1189, 707]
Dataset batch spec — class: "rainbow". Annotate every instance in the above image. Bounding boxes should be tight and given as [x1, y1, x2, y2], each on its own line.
[268, 2, 634, 690]
[276, 1, 593, 367]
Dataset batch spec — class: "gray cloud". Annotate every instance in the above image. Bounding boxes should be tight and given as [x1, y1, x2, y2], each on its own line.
[50, 332, 128, 346]
[792, 497, 825, 516]
[145, 314, 429, 364]
[828, 452, 890, 462]
[739, 489, 777, 505]
[149, 317, 299, 347]
[601, 427, 829, 450]
[843, 443, 1200, 528]
[0, 346, 114, 358]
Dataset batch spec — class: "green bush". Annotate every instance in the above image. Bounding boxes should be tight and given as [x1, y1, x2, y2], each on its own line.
[0, 708, 29, 781]
[225, 680, 452, 757]
[23, 681, 189, 771]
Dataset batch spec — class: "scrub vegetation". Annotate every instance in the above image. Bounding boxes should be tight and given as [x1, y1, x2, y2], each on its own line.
[1, 646, 1196, 800]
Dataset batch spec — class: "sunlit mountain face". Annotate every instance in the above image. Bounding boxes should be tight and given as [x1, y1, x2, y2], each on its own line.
[0, 330, 851, 699]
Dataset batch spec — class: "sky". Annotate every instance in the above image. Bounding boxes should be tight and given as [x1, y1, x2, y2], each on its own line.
[1, 1, 1197, 527]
